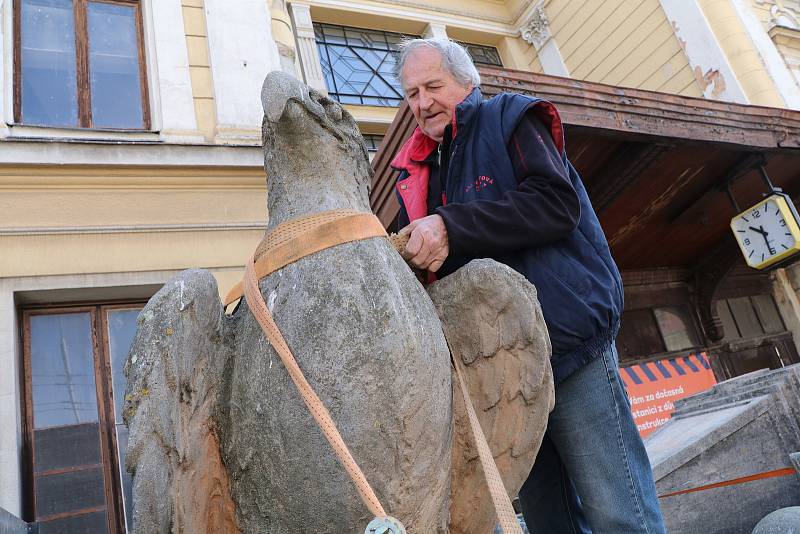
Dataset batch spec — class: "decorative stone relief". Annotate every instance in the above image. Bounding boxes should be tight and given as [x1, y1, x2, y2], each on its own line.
[520, 5, 551, 51]
[756, 0, 800, 29]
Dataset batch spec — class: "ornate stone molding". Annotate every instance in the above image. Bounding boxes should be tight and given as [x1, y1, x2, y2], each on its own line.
[519, 5, 551, 51]
[515, 3, 570, 77]
[756, 0, 800, 29]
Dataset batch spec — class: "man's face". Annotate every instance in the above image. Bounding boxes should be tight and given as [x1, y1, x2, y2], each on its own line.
[400, 47, 473, 143]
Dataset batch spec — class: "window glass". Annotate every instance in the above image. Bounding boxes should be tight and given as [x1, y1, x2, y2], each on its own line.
[88, 2, 143, 129]
[20, 0, 78, 127]
[30, 313, 98, 428]
[106, 308, 141, 532]
[362, 133, 384, 153]
[727, 296, 765, 338]
[458, 42, 503, 67]
[315, 23, 410, 106]
[28, 312, 110, 532]
[654, 306, 700, 352]
[18, 0, 146, 130]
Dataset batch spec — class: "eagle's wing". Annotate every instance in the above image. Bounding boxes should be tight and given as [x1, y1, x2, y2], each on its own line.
[427, 259, 555, 534]
[122, 269, 237, 534]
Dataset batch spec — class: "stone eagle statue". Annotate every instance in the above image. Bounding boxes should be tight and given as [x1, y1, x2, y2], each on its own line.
[122, 71, 554, 534]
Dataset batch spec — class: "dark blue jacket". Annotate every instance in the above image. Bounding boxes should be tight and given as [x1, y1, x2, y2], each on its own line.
[392, 88, 623, 382]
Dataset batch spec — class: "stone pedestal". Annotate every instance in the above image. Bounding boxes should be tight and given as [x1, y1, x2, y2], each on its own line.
[0, 508, 29, 534]
[646, 365, 800, 534]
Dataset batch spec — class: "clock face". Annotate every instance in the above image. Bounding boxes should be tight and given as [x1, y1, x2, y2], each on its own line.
[731, 196, 798, 267]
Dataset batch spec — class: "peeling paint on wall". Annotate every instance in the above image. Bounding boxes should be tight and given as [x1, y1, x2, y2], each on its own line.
[673, 21, 687, 53]
[694, 66, 728, 98]
[659, 0, 750, 103]
[673, 19, 728, 99]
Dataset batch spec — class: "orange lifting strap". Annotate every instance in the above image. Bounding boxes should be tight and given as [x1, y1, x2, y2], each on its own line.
[224, 209, 388, 307]
[229, 209, 522, 534]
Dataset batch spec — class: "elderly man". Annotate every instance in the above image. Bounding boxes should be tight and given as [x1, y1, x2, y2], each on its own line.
[392, 38, 666, 534]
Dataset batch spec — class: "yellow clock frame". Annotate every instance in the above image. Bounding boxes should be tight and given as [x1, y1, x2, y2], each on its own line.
[731, 192, 800, 270]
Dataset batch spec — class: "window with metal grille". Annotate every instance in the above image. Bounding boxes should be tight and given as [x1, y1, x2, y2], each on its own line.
[314, 23, 415, 106]
[457, 42, 503, 67]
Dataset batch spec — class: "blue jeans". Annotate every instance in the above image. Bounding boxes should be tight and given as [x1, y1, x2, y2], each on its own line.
[518, 344, 666, 534]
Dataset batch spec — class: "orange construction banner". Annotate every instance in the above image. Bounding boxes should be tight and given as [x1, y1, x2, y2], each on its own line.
[620, 353, 717, 438]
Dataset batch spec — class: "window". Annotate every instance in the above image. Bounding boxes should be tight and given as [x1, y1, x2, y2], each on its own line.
[617, 305, 701, 361]
[22, 304, 144, 534]
[616, 309, 666, 361]
[457, 42, 503, 67]
[654, 306, 700, 352]
[313, 24, 503, 107]
[716, 295, 786, 341]
[314, 23, 415, 106]
[15, 0, 150, 129]
[362, 133, 384, 152]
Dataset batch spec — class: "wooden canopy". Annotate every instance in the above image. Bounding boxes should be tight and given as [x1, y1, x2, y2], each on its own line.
[370, 66, 800, 273]
[369, 66, 800, 344]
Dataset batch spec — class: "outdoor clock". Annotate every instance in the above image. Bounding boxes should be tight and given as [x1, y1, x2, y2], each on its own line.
[731, 192, 800, 270]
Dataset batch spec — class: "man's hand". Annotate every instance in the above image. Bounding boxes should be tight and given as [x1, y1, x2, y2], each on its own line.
[399, 214, 449, 272]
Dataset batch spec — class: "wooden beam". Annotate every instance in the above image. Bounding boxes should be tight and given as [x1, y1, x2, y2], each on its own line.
[776, 268, 800, 326]
[371, 65, 800, 234]
[690, 237, 743, 343]
[478, 67, 800, 150]
[370, 101, 414, 229]
[669, 153, 764, 224]
[586, 142, 668, 215]
[608, 164, 706, 249]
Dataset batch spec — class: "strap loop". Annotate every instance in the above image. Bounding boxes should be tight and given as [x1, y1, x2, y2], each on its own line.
[234, 209, 521, 532]
[225, 210, 387, 306]
[243, 254, 388, 518]
[449, 340, 523, 534]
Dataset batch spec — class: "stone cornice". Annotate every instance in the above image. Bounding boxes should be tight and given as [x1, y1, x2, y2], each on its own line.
[0, 223, 266, 237]
[306, 0, 518, 35]
[0, 139, 263, 167]
[769, 24, 800, 46]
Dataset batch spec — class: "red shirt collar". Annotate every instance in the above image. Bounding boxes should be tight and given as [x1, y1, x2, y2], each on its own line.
[391, 127, 438, 170]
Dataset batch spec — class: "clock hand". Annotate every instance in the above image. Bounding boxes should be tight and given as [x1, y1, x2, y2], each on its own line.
[757, 226, 773, 251]
[749, 225, 767, 235]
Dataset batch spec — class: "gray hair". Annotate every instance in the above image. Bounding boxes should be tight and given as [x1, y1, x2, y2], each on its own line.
[394, 38, 481, 89]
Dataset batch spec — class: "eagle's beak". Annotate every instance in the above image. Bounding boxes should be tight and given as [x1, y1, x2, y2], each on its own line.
[261, 70, 308, 123]
[262, 70, 333, 125]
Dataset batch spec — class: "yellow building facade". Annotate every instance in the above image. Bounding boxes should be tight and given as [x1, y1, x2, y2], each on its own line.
[2, 0, 799, 530]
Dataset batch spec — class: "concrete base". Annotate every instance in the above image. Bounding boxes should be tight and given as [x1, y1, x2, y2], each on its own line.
[645, 365, 800, 534]
[0, 507, 30, 534]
